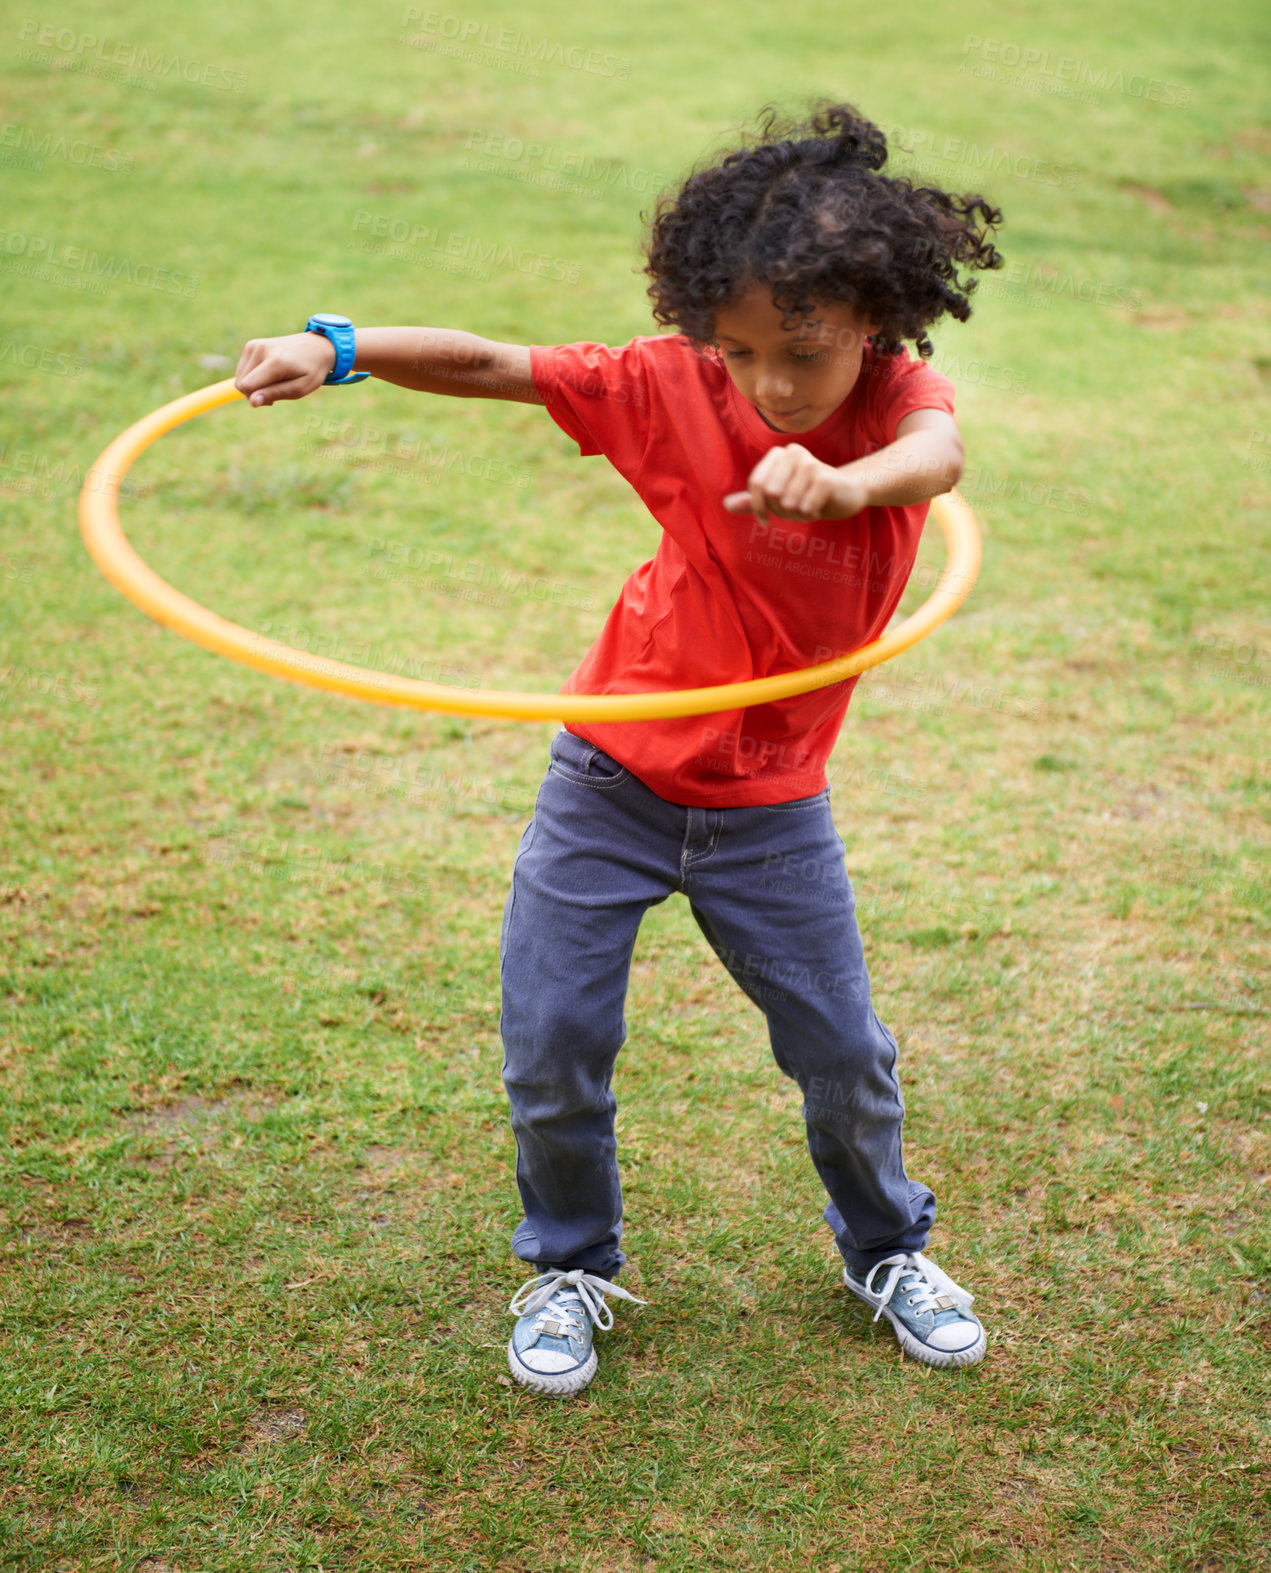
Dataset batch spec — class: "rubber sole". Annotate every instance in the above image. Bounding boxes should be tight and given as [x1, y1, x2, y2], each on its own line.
[843, 1270, 987, 1369]
[507, 1337, 598, 1396]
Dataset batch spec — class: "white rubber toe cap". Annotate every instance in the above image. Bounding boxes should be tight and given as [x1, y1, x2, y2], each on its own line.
[512, 1348, 579, 1374]
[925, 1320, 982, 1352]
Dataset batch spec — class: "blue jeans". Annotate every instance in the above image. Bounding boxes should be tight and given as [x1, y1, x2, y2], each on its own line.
[499, 729, 936, 1280]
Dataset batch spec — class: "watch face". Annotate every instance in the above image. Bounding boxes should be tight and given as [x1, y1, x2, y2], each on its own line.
[310, 313, 351, 328]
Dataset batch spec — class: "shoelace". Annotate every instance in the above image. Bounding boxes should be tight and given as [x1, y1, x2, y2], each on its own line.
[508, 1267, 647, 1338]
[861, 1252, 974, 1321]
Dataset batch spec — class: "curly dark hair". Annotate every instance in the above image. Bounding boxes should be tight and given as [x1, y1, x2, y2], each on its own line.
[644, 101, 1004, 359]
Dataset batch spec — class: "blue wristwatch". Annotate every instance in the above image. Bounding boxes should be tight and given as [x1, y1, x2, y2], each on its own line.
[304, 313, 369, 385]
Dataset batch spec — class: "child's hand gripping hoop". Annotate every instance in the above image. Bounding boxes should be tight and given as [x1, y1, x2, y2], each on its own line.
[78, 379, 982, 721]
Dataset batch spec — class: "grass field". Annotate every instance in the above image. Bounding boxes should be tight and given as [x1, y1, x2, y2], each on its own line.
[2, 1, 1270, 1568]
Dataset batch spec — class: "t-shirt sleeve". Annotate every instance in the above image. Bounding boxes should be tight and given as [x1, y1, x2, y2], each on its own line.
[869, 354, 957, 446]
[529, 339, 653, 479]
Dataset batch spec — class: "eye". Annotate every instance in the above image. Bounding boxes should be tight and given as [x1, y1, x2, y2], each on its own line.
[723, 349, 752, 359]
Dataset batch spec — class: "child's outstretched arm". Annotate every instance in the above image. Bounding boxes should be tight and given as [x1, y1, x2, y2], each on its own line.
[723, 409, 964, 525]
[233, 327, 537, 409]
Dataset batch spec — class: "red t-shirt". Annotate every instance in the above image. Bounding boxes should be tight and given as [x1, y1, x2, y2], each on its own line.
[530, 334, 956, 807]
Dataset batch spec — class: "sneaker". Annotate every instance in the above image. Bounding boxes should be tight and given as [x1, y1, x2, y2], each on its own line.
[842, 1251, 986, 1369]
[507, 1267, 645, 1396]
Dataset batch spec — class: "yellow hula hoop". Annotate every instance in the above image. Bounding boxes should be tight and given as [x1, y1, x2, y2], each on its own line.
[78, 379, 981, 722]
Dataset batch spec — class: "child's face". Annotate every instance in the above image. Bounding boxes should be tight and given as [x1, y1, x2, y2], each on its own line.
[712, 284, 880, 434]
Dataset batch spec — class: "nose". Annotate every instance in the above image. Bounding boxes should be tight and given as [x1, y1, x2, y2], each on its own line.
[754, 362, 796, 404]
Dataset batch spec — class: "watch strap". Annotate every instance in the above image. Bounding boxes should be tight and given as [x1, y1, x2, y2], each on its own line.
[305, 315, 369, 386]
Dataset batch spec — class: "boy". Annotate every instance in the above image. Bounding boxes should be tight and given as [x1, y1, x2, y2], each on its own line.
[235, 100, 1004, 1394]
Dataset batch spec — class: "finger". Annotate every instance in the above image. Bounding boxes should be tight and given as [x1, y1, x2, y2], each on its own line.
[775, 447, 812, 494]
[247, 373, 315, 408]
[750, 473, 781, 522]
[236, 354, 287, 398]
[769, 464, 812, 518]
[743, 448, 795, 520]
[728, 451, 778, 514]
[791, 476, 829, 517]
[746, 450, 779, 492]
[777, 475, 813, 514]
[234, 341, 267, 391]
[752, 456, 791, 514]
[777, 451, 830, 513]
[782, 490, 828, 523]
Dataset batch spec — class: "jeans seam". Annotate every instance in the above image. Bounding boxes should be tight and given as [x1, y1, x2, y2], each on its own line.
[762, 789, 831, 813]
[548, 763, 629, 790]
[500, 817, 537, 996]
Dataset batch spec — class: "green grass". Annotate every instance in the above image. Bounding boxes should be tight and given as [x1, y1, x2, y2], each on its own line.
[2, 0, 1270, 1568]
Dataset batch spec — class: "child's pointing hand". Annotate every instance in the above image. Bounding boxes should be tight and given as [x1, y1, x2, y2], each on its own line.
[723, 444, 867, 523]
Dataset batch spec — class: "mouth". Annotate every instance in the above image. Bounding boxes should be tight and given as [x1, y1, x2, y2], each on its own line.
[759, 405, 806, 423]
